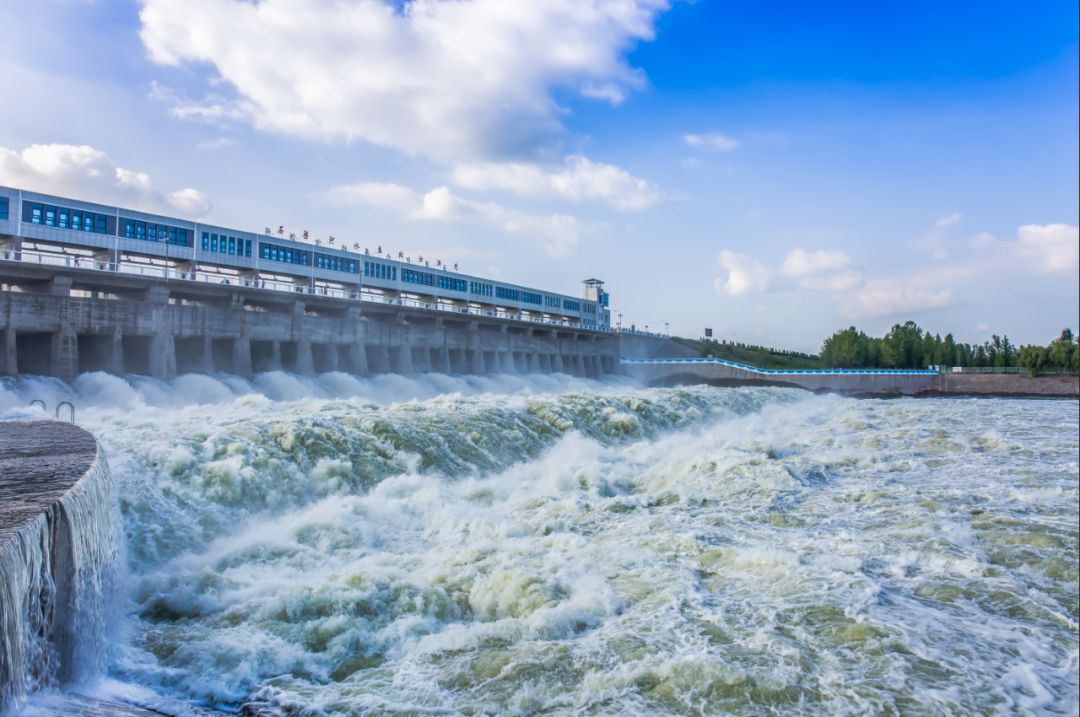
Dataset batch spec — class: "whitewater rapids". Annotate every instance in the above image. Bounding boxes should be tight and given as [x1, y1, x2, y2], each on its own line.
[1, 371, 1077, 716]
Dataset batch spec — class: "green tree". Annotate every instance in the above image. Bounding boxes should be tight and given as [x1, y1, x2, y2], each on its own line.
[1048, 329, 1076, 371]
[882, 321, 925, 368]
[942, 333, 957, 367]
[821, 327, 869, 368]
[1017, 345, 1047, 376]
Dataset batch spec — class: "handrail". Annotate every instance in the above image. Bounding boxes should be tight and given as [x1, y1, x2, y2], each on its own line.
[1, 248, 608, 332]
[29, 399, 46, 411]
[55, 401, 75, 423]
[620, 357, 938, 376]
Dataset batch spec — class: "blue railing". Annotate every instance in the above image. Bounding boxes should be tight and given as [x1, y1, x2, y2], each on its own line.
[619, 357, 938, 376]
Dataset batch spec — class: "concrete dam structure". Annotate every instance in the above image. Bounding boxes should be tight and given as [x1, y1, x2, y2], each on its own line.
[0, 185, 619, 382]
[0, 266, 619, 382]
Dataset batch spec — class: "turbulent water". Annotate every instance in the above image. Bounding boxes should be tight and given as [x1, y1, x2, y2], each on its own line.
[1, 372, 1077, 716]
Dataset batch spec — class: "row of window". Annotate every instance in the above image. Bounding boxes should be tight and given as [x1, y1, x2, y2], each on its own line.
[126, 219, 190, 246]
[260, 242, 310, 266]
[204, 232, 254, 258]
[401, 268, 436, 287]
[470, 281, 493, 297]
[438, 275, 467, 292]
[6, 198, 594, 309]
[314, 252, 359, 274]
[364, 261, 397, 281]
[24, 201, 111, 234]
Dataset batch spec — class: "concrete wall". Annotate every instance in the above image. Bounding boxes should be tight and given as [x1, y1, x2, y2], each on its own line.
[621, 361, 1080, 398]
[928, 372, 1079, 397]
[0, 268, 618, 381]
[617, 334, 700, 360]
[621, 361, 940, 395]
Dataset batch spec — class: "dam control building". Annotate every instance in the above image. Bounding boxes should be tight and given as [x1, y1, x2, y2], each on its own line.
[0, 185, 619, 380]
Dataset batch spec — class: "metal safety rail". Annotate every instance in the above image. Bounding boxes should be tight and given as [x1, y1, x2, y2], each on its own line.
[1, 248, 599, 330]
[620, 357, 939, 376]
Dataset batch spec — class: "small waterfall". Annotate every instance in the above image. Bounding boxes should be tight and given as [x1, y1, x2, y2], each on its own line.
[0, 447, 119, 712]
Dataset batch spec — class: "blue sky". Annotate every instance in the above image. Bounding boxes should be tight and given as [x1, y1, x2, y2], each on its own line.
[1, 0, 1076, 350]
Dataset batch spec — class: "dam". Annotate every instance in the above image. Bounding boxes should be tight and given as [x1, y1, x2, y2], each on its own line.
[0, 185, 619, 382]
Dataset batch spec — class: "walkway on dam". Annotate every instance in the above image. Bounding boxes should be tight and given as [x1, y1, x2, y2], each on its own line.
[620, 356, 937, 375]
[619, 356, 940, 395]
[620, 356, 1079, 397]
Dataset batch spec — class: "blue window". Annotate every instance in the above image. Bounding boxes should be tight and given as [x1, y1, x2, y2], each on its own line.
[521, 291, 542, 305]
[33, 203, 109, 234]
[563, 299, 581, 311]
[469, 281, 493, 297]
[437, 276, 466, 292]
[495, 286, 520, 302]
[402, 268, 436, 286]
[0, 197, 9, 220]
[259, 242, 310, 266]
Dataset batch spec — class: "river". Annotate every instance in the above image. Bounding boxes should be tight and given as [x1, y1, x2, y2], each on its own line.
[2, 372, 1077, 716]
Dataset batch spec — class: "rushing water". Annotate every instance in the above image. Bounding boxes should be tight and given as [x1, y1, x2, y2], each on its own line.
[1, 372, 1077, 716]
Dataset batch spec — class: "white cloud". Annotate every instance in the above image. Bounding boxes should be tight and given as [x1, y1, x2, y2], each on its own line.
[317, 181, 581, 256]
[935, 212, 962, 228]
[714, 250, 769, 296]
[778, 248, 860, 292]
[452, 155, 659, 211]
[780, 248, 851, 277]
[844, 279, 953, 319]
[140, 0, 669, 166]
[1015, 224, 1079, 273]
[168, 188, 212, 216]
[914, 212, 963, 259]
[967, 231, 998, 249]
[684, 133, 739, 152]
[0, 143, 211, 217]
[318, 181, 420, 214]
[196, 137, 234, 151]
[797, 270, 863, 292]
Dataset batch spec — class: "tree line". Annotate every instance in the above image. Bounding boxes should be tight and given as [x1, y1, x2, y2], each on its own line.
[820, 321, 1079, 374]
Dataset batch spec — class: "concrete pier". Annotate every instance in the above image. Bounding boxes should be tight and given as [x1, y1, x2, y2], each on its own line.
[0, 422, 218, 717]
[1, 422, 105, 711]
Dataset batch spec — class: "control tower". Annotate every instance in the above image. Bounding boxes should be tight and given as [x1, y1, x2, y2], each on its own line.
[582, 279, 611, 329]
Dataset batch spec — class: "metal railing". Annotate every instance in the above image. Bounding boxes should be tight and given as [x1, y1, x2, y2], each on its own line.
[1, 248, 601, 331]
[26, 399, 76, 423]
[620, 357, 938, 376]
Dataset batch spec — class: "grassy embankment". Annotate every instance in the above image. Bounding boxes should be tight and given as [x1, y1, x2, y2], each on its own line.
[669, 337, 824, 370]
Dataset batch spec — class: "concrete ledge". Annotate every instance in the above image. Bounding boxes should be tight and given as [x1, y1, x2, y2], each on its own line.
[0, 421, 115, 713]
[0, 422, 98, 545]
[924, 373, 1079, 398]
